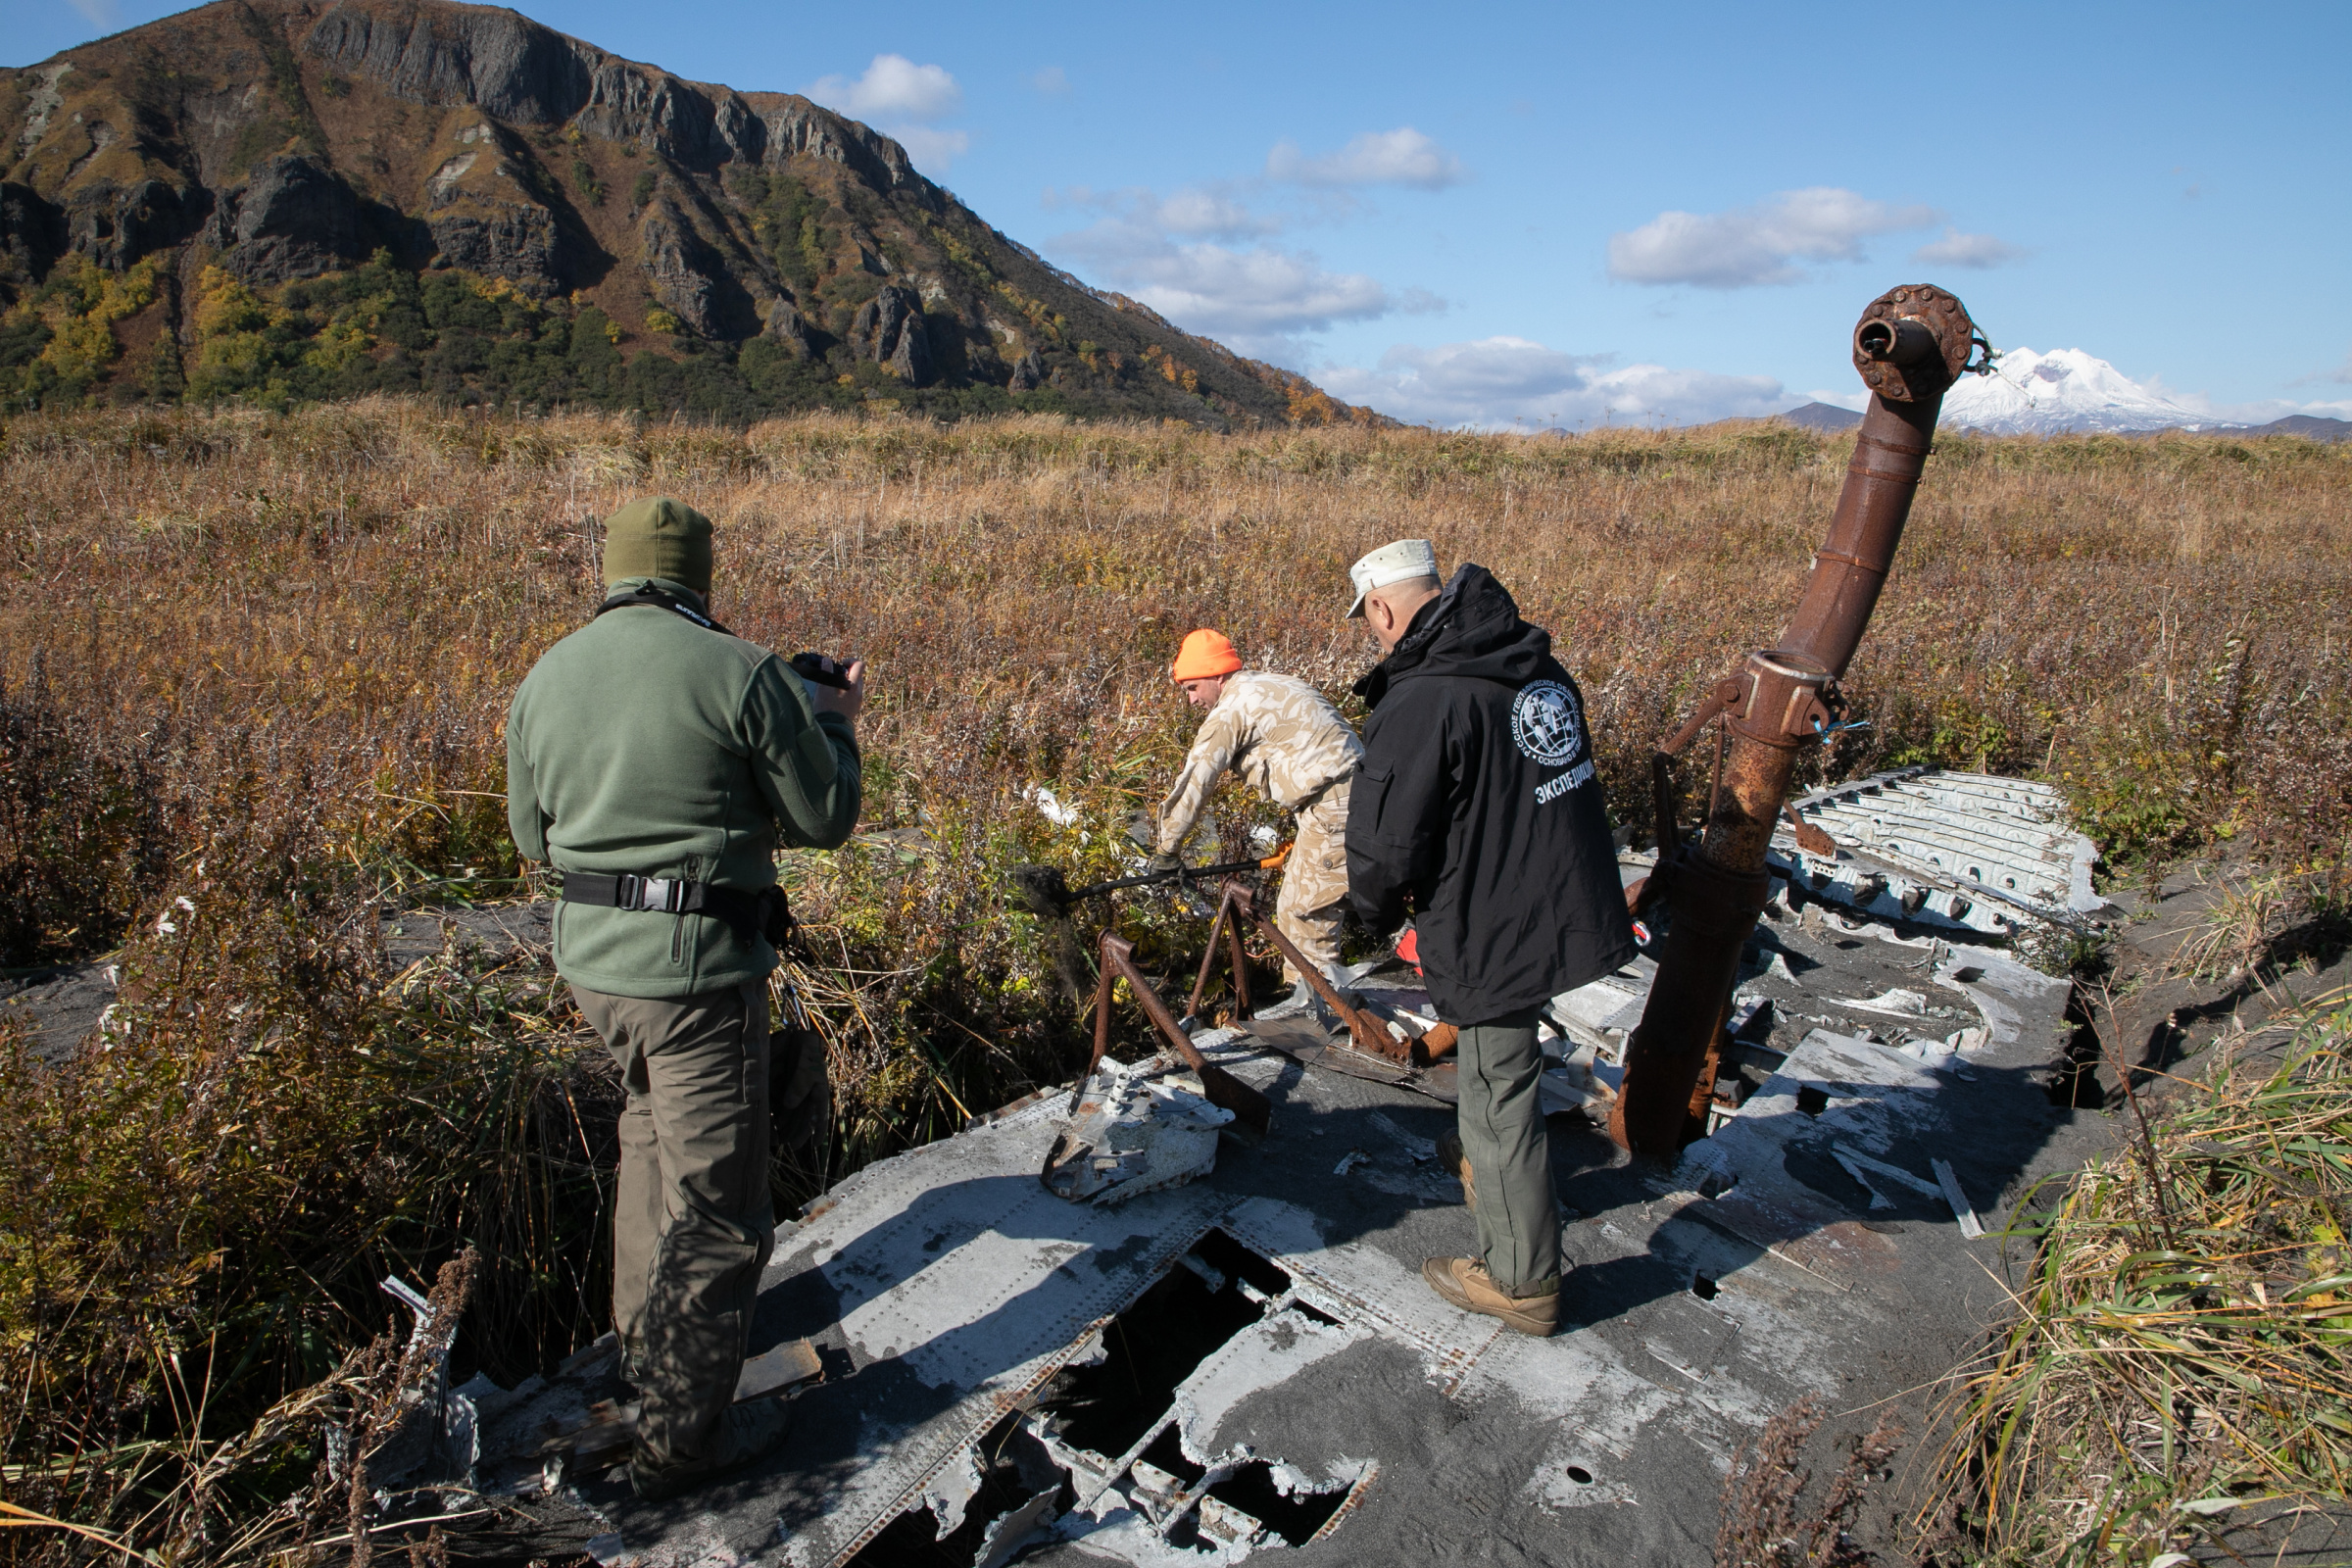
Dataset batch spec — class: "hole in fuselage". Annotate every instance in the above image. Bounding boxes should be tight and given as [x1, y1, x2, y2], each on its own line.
[850, 1229, 1363, 1563]
[1031, 1230, 1290, 1461]
[1690, 1273, 1719, 1300]
[1796, 1086, 1830, 1116]
[1135, 1427, 1353, 1547]
[842, 1411, 1062, 1566]
[1565, 1464, 1595, 1485]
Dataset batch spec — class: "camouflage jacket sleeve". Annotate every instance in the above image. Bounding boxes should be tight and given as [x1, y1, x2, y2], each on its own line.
[1154, 699, 1250, 855]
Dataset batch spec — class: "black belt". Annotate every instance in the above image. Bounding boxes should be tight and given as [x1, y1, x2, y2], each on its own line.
[560, 871, 786, 943]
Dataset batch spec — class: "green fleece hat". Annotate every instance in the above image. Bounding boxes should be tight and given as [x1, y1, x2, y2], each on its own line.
[602, 497, 713, 596]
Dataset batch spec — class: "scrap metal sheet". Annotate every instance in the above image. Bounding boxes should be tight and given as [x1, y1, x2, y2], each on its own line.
[762, 1095, 1231, 1565]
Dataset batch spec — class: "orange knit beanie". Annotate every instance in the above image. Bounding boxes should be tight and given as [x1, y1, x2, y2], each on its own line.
[1171, 628, 1243, 682]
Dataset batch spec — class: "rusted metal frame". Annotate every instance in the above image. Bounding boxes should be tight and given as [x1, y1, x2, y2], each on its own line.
[1098, 933, 1274, 1136]
[1225, 882, 1412, 1065]
[1608, 284, 1979, 1160]
[1185, 882, 1253, 1024]
[1071, 954, 1115, 1113]
[1683, 998, 1733, 1129]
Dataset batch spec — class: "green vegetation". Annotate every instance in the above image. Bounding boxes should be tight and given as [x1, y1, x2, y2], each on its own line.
[570, 155, 605, 207]
[0, 254, 1212, 424]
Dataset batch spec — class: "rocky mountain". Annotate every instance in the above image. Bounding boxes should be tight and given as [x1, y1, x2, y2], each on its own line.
[0, 0, 1377, 425]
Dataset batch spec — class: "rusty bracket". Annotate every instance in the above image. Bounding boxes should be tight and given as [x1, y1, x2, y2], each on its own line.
[1658, 676, 1748, 759]
[1185, 880, 1255, 1025]
[1783, 805, 1838, 858]
[1223, 882, 1413, 1065]
[1852, 284, 1976, 402]
[1727, 651, 1840, 750]
[1094, 933, 1273, 1138]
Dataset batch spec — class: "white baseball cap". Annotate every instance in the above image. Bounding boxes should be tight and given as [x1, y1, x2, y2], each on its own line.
[1347, 539, 1440, 618]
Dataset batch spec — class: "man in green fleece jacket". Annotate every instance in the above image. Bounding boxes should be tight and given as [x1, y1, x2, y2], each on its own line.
[507, 496, 862, 1500]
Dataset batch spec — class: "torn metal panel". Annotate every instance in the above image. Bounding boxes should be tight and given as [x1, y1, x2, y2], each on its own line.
[1170, 1306, 1374, 1464]
[1772, 765, 2099, 933]
[762, 1098, 1236, 1566]
[1040, 1055, 1234, 1204]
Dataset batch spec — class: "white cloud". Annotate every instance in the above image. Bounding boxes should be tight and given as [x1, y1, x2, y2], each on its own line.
[69, 0, 119, 26]
[1266, 127, 1469, 190]
[1608, 187, 1939, 288]
[809, 54, 962, 122]
[1911, 226, 2026, 270]
[1319, 337, 1790, 429]
[1132, 248, 1393, 338]
[2332, 349, 2352, 386]
[1154, 187, 1276, 239]
[890, 126, 971, 173]
[1029, 65, 1070, 96]
[808, 54, 968, 172]
[1049, 184, 1279, 243]
[1050, 204, 1438, 361]
[2154, 385, 2352, 425]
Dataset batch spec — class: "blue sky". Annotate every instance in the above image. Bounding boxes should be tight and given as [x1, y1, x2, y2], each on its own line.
[17, 0, 2352, 427]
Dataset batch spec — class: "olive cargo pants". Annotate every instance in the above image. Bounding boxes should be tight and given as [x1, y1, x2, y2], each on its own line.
[1275, 780, 1352, 983]
[1454, 1004, 1562, 1297]
[574, 979, 775, 1467]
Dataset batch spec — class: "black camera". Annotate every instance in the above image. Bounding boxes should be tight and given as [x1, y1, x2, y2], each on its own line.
[790, 652, 853, 690]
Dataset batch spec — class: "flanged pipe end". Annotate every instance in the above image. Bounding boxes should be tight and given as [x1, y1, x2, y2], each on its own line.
[1852, 284, 1979, 402]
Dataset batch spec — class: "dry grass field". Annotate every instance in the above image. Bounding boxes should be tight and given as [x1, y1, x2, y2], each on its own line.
[1, 399, 2347, 1560]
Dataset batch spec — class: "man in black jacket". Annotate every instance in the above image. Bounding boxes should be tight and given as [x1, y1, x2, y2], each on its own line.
[1345, 540, 1637, 1336]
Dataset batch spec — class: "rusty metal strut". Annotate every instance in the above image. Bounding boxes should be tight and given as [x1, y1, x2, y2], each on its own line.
[1608, 284, 1985, 1160]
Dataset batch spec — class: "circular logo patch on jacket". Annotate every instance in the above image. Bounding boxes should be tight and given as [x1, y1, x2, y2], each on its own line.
[1512, 680, 1586, 768]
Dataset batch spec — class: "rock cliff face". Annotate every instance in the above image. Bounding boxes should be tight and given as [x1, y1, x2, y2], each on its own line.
[0, 0, 1376, 426]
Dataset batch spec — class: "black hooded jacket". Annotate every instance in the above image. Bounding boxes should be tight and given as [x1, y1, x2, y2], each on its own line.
[1347, 564, 1637, 1022]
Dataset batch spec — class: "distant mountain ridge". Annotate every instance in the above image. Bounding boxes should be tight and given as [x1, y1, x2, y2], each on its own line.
[0, 0, 1380, 424]
[1761, 353, 2346, 442]
[1774, 401, 1860, 432]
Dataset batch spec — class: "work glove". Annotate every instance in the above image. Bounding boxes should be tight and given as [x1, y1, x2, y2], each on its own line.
[1144, 851, 1183, 873]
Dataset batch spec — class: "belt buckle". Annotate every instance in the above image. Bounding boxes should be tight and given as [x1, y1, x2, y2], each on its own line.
[640, 877, 676, 911]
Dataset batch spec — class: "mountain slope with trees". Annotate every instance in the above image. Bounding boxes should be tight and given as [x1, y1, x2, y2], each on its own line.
[0, 0, 1379, 426]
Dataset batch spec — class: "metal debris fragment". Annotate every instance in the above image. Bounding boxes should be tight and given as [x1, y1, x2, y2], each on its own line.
[1932, 1158, 1986, 1239]
[1772, 766, 2099, 934]
[1041, 1054, 1236, 1204]
[1830, 1144, 1944, 1210]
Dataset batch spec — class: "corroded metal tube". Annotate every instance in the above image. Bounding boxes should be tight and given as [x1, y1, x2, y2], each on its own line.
[1608, 284, 1983, 1160]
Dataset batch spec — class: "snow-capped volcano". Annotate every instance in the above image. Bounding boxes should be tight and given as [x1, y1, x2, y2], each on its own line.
[1939, 347, 2224, 434]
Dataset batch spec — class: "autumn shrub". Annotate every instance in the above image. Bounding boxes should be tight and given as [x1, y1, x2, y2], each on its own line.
[0, 820, 616, 1561]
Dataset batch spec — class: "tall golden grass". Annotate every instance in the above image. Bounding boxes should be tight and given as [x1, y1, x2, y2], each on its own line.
[0, 399, 2347, 1560]
[1924, 1003, 2352, 1566]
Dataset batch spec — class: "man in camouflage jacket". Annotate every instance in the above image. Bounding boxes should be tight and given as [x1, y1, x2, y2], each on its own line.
[1153, 629, 1364, 1001]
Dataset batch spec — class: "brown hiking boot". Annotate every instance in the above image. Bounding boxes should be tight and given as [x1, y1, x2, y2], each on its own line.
[630, 1396, 793, 1502]
[1421, 1256, 1560, 1337]
[1437, 1130, 1475, 1209]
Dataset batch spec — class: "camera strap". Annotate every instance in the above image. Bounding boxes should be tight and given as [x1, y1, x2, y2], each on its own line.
[593, 583, 732, 636]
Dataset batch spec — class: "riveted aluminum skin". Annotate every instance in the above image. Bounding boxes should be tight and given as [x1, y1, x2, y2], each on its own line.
[1609, 284, 1982, 1160]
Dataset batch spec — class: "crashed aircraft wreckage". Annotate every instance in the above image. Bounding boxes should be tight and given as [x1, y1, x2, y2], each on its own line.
[347, 285, 2122, 1565]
